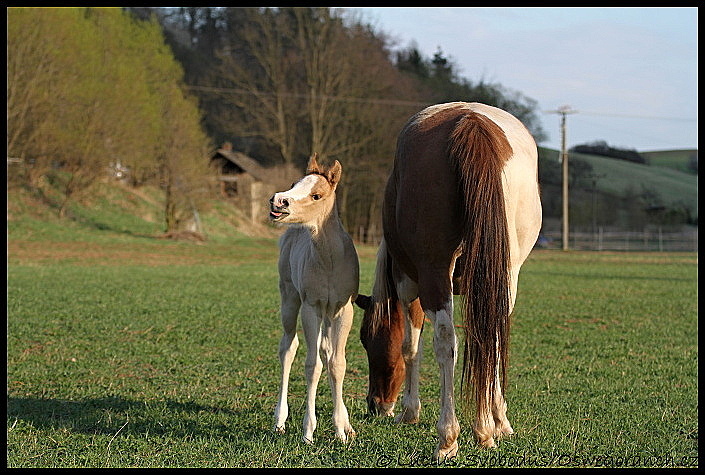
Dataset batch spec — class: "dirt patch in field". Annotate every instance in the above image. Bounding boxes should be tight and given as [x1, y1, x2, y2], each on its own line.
[7, 240, 278, 267]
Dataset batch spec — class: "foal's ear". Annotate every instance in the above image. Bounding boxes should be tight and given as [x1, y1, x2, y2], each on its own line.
[327, 160, 342, 188]
[355, 294, 372, 310]
[306, 153, 322, 175]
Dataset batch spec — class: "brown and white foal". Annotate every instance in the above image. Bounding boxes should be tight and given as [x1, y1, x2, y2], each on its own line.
[270, 154, 359, 444]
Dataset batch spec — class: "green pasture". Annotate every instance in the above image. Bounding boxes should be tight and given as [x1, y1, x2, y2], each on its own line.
[7, 238, 698, 468]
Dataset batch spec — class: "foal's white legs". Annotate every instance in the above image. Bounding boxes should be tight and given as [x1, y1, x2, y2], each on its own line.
[274, 288, 300, 434]
[299, 302, 355, 444]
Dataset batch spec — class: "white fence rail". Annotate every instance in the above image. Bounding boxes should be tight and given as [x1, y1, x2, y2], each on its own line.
[542, 228, 698, 252]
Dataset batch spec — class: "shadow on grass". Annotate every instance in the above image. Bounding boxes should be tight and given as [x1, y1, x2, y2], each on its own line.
[7, 395, 269, 443]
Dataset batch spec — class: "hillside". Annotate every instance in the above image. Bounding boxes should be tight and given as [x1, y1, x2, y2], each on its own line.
[538, 147, 698, 219]
[641, 149, 697, 174]
[6, 179, 280, 247]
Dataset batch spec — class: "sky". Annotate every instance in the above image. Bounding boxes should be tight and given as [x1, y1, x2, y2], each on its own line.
[355, 7, 697, 152]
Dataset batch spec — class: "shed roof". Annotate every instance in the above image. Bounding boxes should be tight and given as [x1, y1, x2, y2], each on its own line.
[213, 148, 270, 183]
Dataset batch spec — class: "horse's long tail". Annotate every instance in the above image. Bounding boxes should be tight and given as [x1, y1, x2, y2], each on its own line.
[448, 112, 513, 421]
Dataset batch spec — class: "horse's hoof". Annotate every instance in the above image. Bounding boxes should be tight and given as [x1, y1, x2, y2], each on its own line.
[434, 440, 459, 461]
[394, 408, 420, 424]
[478, 436, 497, 449]
[495, 425, 514, 439]
[274, 425, 286, 435]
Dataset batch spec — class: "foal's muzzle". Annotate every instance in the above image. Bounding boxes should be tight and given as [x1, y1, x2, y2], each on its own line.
[269, 195, 290, 221]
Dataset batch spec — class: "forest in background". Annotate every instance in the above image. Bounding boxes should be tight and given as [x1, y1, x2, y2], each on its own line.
[7, 7, 697, 239]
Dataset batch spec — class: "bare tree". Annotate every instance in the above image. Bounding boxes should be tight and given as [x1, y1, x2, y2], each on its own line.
[213, 8, 303, 165]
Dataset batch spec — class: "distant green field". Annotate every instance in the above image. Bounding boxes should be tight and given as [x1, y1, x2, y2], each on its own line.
[572, 151, 697, 212]
[7, 234, 698, 467]
[641, 149, 697, 174]
[539, 147, 697, 216]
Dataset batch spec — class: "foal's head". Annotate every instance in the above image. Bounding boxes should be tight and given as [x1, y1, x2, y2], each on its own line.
[356, 294, 406, 417]
[269, 153, 342, 226]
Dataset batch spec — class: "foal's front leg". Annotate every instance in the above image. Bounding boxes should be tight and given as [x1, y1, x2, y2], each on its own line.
[300, 303, 324, 444]
[274, 288, 300, 434]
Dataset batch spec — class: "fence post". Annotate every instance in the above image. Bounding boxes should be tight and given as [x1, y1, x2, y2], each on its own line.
[658, 227, 663, 252]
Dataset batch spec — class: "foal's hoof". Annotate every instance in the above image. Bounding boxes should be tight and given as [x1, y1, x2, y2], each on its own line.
[274, 425, 286, 435]
[336, 427, 356, 443]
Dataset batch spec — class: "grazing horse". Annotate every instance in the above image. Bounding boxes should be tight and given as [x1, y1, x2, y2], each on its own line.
[355, 102, 542, 458]
[270, 154, 359, 444]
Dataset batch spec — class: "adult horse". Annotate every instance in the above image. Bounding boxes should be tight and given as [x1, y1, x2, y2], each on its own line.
[270, 154, 359, 444]
[355, 102, 541, 458]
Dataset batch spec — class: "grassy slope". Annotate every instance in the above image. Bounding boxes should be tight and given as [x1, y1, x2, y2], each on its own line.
[641, 149, 697, 174]
[539, 148, 697, 213]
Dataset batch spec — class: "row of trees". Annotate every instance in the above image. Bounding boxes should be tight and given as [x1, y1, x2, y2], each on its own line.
[147, 7, 547, 237]
[8, 7, 548, 238]
[8, 7, 211, 231]
[569, 140, 646, 164]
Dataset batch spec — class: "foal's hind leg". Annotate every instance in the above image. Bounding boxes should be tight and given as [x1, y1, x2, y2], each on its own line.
[274, 286, 300, 434]
[324, 301, 356, 442]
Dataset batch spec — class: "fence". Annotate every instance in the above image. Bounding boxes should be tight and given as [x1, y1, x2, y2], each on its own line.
[542, 228, 698, 252]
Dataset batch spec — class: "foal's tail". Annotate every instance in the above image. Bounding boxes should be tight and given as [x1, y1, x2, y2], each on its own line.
[449, 112, 513, 420]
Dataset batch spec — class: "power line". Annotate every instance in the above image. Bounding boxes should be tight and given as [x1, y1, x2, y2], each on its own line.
[543, 109, 696, 122]
[184, 84, 432, 108]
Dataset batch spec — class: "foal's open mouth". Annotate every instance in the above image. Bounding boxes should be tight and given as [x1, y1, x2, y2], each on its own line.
[269, 209, 290, 221]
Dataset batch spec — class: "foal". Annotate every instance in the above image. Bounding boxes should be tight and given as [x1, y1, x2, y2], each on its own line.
[270, 154, 359, 444]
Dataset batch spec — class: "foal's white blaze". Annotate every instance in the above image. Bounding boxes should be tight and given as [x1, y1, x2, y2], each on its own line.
[272, 175, 319, 208]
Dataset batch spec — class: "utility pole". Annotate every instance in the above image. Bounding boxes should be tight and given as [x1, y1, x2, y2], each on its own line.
[548, 105, 577, 250]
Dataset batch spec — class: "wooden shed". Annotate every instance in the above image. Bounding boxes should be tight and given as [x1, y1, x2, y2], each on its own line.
[210, 143, 274, 223]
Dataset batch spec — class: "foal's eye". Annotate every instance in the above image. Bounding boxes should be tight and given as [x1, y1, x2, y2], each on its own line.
[312, 194, 321, 201]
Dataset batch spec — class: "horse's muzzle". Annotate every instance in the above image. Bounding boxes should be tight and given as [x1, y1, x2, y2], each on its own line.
[368, 395, 395, 417]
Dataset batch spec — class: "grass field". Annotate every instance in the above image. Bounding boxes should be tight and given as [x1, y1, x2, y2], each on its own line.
[7, 227, 698, 468]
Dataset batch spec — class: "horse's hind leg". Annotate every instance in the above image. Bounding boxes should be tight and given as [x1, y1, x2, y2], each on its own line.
[491, 379, 514, 439]
[425, 296, 460, 460]
[325, 301, 355, 442]
[274, 286, 300, 434]
[301, 303, 324, 444]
